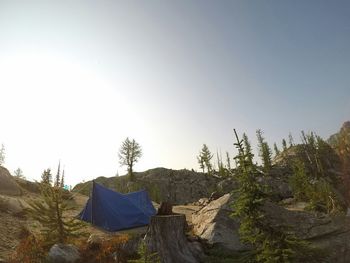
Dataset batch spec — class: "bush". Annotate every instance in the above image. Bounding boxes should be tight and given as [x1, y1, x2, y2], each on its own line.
[78, 235, 129, 263]
[8, 233, 47, 263]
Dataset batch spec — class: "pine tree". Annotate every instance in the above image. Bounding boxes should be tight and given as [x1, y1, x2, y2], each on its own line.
[118, 137, 142, 181]
[256, 129, 272, 173]
[27, 165, 84, 247]
[216, 151, 226, 177]
[288, 132, 294, 147]
[232, 129, 320, 263]
[273, 143, 280, 157]
[282, 139, 287, 152]
[226, 151, 231, 173]
[197, 144, 213, 175]
[41, 169, 52, 185]
[13, 168, 25, 179]
[197, 155, 205, 173]
[242, 133, 254, 166]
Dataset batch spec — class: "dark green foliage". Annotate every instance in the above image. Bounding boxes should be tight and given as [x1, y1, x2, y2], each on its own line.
[119, 137, 142, 181]
[41, 168, 52, 185]
[128, 241, 160, 263]
[226, 151, 232, 172]
[273, 143, 280, 157]
[197, 144, 213, 175]
[282, 139, 287, 152]
[232, 129, 318, 263]
[288, 133, 294, 147]
[289, 131, 346, 214]
[243, 133, 254, 166]
[27, 166, 85, 247]
[256, 130, 272, 173]
[216, 151, 229, 177]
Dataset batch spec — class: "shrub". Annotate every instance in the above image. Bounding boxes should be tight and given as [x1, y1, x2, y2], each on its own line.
[8, 233, 47, 263]
[78, 234, 129, 263]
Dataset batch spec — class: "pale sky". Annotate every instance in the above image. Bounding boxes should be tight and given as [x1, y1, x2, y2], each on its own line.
[0, 1, 349, 186]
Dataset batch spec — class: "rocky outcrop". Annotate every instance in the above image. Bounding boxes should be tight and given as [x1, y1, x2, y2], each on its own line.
[48, 244, 80, 263]
[74, 168, 221, 205]
[191, 194, 247, 251]
[0, 166, 21, 196]
[192, 193, 350, 262]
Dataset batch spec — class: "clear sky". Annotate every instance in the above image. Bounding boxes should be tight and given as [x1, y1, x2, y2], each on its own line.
[0, 1, 349, 186]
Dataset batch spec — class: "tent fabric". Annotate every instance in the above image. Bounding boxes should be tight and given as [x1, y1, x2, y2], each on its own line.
[78, 181, 156, 231]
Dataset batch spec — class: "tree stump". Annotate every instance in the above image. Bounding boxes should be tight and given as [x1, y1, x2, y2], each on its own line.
[144, 214, 201, 263]
[157, 202, 173, 215]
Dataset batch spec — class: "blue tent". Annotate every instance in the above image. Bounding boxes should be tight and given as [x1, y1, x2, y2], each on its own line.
[78, 181, 156, 231]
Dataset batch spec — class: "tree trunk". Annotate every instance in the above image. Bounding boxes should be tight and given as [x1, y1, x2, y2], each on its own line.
[144, 215, 202, 263]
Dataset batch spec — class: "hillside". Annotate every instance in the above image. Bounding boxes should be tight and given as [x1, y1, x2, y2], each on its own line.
[73, 167, 222, 204]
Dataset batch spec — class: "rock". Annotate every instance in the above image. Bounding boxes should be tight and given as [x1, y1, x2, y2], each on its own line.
[216, 177, 239, 193]
[261, 202, 350, 263]
[48, 244, 80, 263]
[192, 192, 350, 262]
[192, 194, 248, 251]
[260, 176, 293, 201]
[0, 166, 21, 196]
[195, 198, 209, 206]
[341, 121, 350, 130]
[74, 168, 221, 205]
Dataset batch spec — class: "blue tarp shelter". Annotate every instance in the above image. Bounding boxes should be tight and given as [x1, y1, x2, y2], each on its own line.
[78, 181, 156, 231]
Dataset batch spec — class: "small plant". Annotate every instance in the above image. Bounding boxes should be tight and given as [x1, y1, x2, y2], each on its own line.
[8, 233, 47, 263]
[78, 234, 129, 263]
[26, 165, 85, 247]
[128, 240, 160, 263]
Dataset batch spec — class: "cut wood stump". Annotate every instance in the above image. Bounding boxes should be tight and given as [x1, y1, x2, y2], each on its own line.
[144, 214, 202, 263]
[157, 202, 173, 215]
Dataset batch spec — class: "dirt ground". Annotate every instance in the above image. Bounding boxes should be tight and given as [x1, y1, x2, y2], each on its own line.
[0, 191, 201, 261]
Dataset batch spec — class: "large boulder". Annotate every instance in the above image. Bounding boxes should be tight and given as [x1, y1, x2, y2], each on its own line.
[0, 166, 21, 196]
[191, 194, 248, 251]
[262, 201, 350, 263]
[48, 244, 80, 263]
[193, 192, 350, 262]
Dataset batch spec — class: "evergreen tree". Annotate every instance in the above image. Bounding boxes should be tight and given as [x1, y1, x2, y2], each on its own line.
[118, 137, 142, 181]
[13, 168, 25, 179]
[290, 131, 345, 214]
[197, 144, 213, 175]
[197, 155, 205, 173]
[242, 133, 254, 166]
[256, 129, 272, 173]
[232, 129, 319, 263]
[27, 165, 84, 247]
[216, 151, 226, 177]
[273, 143, 280, 157]
[282, 139, 287, 152]
[288, 132, 294, 147]
[226, 151, 231, 172]
[41, 169, 52, 185]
